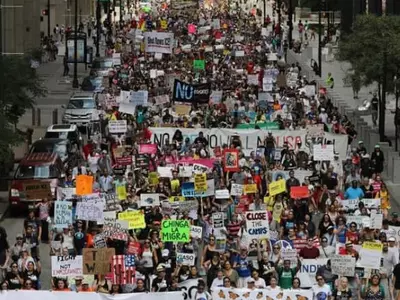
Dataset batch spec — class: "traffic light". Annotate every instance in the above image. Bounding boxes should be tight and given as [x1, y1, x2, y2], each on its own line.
[42, 9, 48, 16]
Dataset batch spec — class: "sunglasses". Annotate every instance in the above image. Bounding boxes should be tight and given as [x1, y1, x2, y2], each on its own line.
[210, 239, 215, 241]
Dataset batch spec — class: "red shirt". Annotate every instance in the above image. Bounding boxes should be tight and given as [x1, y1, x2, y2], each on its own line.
[299, 246, 320, 259]
[83, 143, 94, 159]
[346, 231, 359, 244]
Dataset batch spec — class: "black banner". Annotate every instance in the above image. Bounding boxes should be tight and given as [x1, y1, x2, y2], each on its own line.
[172, 79, 211, 104]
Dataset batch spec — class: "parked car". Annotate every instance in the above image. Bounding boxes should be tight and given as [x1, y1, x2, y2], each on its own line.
[29, 138, 72, 163]
[44, 124, 82, 149]
[9, 153, 65, 214]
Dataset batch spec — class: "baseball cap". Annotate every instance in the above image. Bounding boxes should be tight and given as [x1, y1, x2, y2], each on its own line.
[389, 237, 396, 242]
[246, 278, 255, 283]
[392, 212, 399, 218]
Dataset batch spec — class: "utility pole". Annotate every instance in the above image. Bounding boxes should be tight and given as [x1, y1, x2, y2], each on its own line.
[72, 0, 79, 88]
[380, 50, 387, 142]
[394, 76, 399, 152]
[288, 0, 293, 49]
[318, 0, 324, 77]
[263, 0, 266, 26]
[47, 0, 51, 38]
[96, 0, 101, 57]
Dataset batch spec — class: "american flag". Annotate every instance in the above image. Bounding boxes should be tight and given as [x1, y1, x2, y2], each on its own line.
[112, 255, 136, 285]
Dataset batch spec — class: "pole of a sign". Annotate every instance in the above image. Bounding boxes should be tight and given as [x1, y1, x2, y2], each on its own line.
[318, 0, 323, 77]
[47, 0, 51, 38]
[96, 0, 100, 57]
[72, 0, 79, 88]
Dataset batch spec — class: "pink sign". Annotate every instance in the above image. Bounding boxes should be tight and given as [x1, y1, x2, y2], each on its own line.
[138, 143, 158, 154]
[188, 24, 196, 34]
[177, 158, 215, 169]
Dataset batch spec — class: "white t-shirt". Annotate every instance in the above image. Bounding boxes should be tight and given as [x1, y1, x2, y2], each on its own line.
[253, 277, 266, 288]
[312, 284, 332, 300]
[211, 277, 224, 289]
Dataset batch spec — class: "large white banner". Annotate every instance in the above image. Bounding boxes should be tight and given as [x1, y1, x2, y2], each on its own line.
[150, 128, 348, 160]
[2, 291, 183, 300]
[211, 287, 313, 300]
[144, 32, 174, 54]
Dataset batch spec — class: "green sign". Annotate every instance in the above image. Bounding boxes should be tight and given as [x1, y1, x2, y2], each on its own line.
[161, 220, 190, 242]
[236, 122, 280, 130]
[193, 59, 205, 70]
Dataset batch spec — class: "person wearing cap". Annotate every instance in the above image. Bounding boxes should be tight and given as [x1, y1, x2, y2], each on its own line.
[389, 213, 400, 226]
[371, 144, 385, 174]
[70, 276, 83, 292]
[318, 236, 335, 258]
[246, 277, 256, 290]
[357, 141, 367, 154]
[322, 226, 336, 247]
[151, 265, 169, 292]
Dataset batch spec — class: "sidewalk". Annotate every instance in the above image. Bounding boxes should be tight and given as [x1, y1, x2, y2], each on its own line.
[285, 18, 400, 210]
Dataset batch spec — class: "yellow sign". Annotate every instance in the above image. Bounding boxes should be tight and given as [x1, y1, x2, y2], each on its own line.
[244, 184, 257, 194]
[116, 184, 127, 200]
[194, 173, 207, 191]
[363, 241, 383, 251]
[169, 196, 185, 202]
[269, 179, 286, 196]
[148, 172, 159, 185]
[175, 104, 191, 116]
[118, 211, 146, 229]
[223, 49, 230, 56]
[160, 19, 168, 30]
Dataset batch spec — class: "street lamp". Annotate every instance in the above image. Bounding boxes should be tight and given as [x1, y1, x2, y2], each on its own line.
[96, 0, 101, 57]
[72, 0, 79, 88]
[47, 0, 51, 38]
[394, 75, 400, 151]
[318, 0, 325, 77]
[288, 0, 293, 49]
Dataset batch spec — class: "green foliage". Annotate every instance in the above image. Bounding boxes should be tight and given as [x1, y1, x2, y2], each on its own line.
[336, 15, 400, 89]
[0, 49, 47, 162]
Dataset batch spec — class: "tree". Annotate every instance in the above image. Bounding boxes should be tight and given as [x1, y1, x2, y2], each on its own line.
[0, 50, 47, 170]
[336, 14, 400, 141]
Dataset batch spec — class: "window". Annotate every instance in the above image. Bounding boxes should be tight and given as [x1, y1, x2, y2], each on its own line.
[67, 98, 96, 109]
[15, 165, 59, 179]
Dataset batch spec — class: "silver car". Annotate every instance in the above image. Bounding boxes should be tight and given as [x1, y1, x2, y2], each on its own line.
[62, 93, 100, 126]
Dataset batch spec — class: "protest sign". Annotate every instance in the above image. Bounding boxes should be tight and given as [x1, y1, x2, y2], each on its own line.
[57, 187, 76, 200]
[94, 233, 107, 248]
[281, 249, 298, 266]
[82, 248, 115, 274]
[244, 184, 257, 194]
[161, 220, 190, 242]
[108, 120, 127, 133]
[359, 241, 383, 269]
[172, 79, 211, 104]
[193, 59, 205, 70]
[298, 258, 328, 288]
[215, 189, 230, 199]
[138, 143, 158, 154]
[194, 173, 207, 191]
[388, 226, 400, 241]
[131, 90, 148, 106]
[76, 175, 93, 195]
[212, 288, 312, 300]
[313, 144, 334, 161]
[51, 255, 83, 277]
[102, 193, 118, 211]
[245, 211, 269, 238]
[215, 237, 226, 252]
[116, 184, 127, 201]
[178, 166, 193, 177]
[135, 154, 149, 168]
[148, 172, 159, 185]
[330, 255, 356, 277]
[230, 184, 243, 196]
[144, 32, 174, 54]
[210, 90, 223, 103]
[23, 181, 51, 200]
[212, 212, 224, 228]
[140, 193, 160, 207]
[118, 210, 146, 229]
[306, 124, 324, 137]
[190, 225, 202, 239]
[54, 201, 73, 228]
[290, 186, 310, 199]
[176, 253, 196, 266]
[181, 180, 215, 197]
[76, 201, 104, 222]
[111, 255, 136, 285]
[269, 179, 286, 196]
[115, 156, 132, 166]
[223, 149, 239, 172]
[370, 212, 383, 229]
[192, 164, 208, 174]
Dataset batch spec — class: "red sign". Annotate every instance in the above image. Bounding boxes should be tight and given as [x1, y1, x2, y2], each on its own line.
[223, 149, 239, 172]
[115, 156, 132, 166]
[138, 143, 158, 154]
[290, 186, 310, 199]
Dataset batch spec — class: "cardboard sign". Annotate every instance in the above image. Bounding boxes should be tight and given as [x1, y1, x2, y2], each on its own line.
[223, 149, 239, 172]
[108, 120, 127, 133]
[161, 220, 190, 242]
[313, 144, 334, 161]
[269, 179, 286, 196]
[176, 253, 195, 266]
[51, 255, 83, 277]
[190, 225, 203, 239]
[140, 193, 160, 207]
[245, 211, 270, 238]
[330, 255, 356, 277]
[76, 201, 104, 222]
[215, 189, 230, 199]
[359, 242, 383, 269]
[54, 201, 73, 228]
[76, 175, 94, 195]
[82, 248, 115, 274]
[290, 186, 310, 199]
[244, 184, 257, 194]
[194, 173, 207, 191]
[23, 181, 51, 200]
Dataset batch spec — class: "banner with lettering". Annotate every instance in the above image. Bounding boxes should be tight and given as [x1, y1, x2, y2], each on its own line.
[149, 128, 348, 159]
[211, 287, 313, 300]
[144, 32, 174, 54]
[172, 79, 211, 104]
